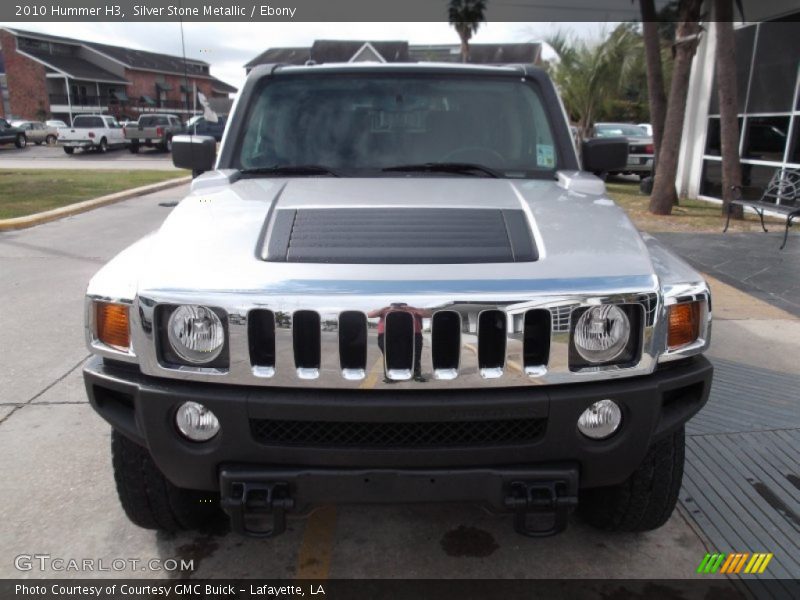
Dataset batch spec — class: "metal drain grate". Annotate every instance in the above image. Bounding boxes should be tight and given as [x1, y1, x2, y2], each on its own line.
[250, 417, 546, 448]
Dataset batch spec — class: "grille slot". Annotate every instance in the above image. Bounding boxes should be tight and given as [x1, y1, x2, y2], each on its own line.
[248, 309, 276, 377]
[250, 417, 547, 447]
[338, 311, 367, 380]
[384, 311, 414, 380]
[523, 309, 551, 376]
[432, 311, 461, 379]
[292, 310, 321, 379]
[478, 310, 506, 378]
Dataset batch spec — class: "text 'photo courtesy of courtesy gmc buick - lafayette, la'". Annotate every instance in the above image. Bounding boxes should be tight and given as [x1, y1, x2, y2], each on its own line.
[83, 63, 713, 538]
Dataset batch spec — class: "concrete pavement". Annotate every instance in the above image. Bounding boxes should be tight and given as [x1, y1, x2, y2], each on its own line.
[1, 187, 788, 584]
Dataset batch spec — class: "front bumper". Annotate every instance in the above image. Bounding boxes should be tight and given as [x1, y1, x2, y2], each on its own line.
[84, 355, 712, 494]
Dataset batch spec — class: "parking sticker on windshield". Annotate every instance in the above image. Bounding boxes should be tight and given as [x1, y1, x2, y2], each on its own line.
[537, 144, 555, 168]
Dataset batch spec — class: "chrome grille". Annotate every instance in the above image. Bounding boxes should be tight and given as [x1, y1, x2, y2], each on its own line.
[245, 306, 559, 383]
[133, 284, 666, 389]
[250, 417, 547, 447]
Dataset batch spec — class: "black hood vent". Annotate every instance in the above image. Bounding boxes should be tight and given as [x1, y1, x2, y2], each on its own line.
[263, 208, 537, 264]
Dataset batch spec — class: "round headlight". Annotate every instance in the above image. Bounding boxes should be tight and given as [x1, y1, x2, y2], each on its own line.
[167, 305, 224, 364]
[577, 399, 622, 439]
[574, 305, 630, 364]
[175, 401, 220, 442]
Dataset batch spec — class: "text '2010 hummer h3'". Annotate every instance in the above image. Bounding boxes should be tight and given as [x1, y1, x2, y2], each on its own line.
[84, 63, 712, 538]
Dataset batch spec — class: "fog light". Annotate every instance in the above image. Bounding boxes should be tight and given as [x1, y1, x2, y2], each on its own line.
[577, 399, 622, 439]
[175, 401, 220, 442]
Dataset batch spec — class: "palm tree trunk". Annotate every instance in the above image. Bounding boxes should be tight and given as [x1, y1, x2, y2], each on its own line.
[714, 0, 744, 219]
[640, 0, 667, 169]
[460, 37, 469, 63]
[649, 0, 703, 215]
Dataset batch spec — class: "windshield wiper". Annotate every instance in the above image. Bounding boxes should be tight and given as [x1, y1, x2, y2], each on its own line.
[239, 165, 340, 177]
[382, 162, 501, 178]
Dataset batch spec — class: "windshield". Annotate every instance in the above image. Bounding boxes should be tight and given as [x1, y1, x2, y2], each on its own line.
[235, 75, 559, 178]
[595, 124, 648, 137]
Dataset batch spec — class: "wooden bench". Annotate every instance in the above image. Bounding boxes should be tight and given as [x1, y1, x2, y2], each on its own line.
[723, 168, 800, 249]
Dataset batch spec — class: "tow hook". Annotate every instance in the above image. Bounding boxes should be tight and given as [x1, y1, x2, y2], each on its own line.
[221, 481, 294, 538]
[504, 480, 579, 537]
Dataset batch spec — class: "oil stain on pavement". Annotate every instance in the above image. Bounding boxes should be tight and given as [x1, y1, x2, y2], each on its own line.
[440, 525, 499, 558]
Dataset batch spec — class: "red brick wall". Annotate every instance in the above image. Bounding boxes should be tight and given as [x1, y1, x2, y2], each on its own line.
[1, 30, 49, 120]
[124, 68, 213, 105]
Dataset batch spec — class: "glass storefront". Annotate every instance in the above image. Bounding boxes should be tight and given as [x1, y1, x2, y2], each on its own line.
[700, 20, 800, 202]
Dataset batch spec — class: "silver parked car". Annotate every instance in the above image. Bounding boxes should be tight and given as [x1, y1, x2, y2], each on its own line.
[12, 120, 58, 145]
[46, 119, 69, 130]
[83, 63, 712, 540]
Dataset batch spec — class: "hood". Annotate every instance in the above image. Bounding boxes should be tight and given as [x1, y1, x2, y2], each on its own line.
[137, 176, 656, 295]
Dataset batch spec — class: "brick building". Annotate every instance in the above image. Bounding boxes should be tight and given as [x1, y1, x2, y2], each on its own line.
[0, 27, 236, 123]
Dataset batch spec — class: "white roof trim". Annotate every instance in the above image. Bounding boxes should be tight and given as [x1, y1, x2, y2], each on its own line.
[349, 42, 386, 63]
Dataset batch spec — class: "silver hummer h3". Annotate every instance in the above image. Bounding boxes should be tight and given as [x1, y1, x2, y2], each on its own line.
[84, 63, 712, 538]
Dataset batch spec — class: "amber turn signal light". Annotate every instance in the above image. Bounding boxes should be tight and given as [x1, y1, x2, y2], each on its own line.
[95, 302, 130, 351]
[668, 301, 701, 350]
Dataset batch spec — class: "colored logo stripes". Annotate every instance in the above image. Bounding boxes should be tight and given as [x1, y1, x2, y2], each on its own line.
[697, 553, 773, 574]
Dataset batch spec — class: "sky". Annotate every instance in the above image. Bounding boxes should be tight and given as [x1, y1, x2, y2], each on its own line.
[8, 21, 611, 92]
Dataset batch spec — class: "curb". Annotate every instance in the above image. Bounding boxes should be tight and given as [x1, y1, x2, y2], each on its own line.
[0, 175, 191, 232]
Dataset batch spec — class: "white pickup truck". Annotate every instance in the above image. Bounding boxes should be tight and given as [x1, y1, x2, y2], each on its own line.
[59, 114, 127, 154]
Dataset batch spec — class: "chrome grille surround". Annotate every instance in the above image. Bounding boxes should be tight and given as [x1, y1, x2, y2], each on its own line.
[90, 274, 714, 389]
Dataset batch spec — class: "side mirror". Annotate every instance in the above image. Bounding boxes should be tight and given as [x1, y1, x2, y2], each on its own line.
[172, 135, 217, 177]
[581, 137, 629, 174]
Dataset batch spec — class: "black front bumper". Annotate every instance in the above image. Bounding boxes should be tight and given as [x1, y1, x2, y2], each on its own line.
[84, 355, 712, 495]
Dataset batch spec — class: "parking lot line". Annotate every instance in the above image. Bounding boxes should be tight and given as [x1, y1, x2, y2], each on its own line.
[295, 505, 337, 580]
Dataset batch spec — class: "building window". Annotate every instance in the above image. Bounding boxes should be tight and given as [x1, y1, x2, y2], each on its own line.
[790, 121, 800, 164]
[701, 20, 800, 201]
[742, 116, 790, 162]
[746, 22, 800, 114]
[0, 74, 10, 117]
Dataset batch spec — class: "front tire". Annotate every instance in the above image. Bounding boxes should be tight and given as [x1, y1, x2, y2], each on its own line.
[111, 429, 222, 532]
[129, 143, 140, 154]
[15, 134, 26, 149]
[46, 134, 56, 145]
[63, 146, 75, 155]
[579, 427, 685, 532]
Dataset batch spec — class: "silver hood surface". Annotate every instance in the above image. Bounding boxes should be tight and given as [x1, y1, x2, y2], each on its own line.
[134, 176, 656, 296]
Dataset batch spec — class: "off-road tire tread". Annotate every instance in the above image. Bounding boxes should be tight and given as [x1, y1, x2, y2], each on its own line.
[579, 427, 684, 532]
[111, 430, 218, 532]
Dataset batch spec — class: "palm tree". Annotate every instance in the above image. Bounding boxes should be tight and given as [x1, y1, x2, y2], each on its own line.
[639, 0, 668, 172]
[715, 0, 743, 219]
[648, 0, 703, 215]
[448, 0, 487, 63]
[546, 25, 641, 138]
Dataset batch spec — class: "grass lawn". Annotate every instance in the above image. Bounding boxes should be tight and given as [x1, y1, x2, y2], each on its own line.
[606, 180, 785, 234]
[0, 169, 188, 220]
